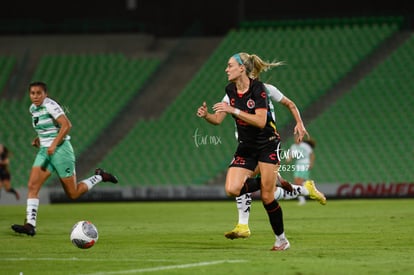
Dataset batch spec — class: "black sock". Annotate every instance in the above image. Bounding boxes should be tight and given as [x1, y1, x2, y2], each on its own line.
[263, 199, 284, 236]
[7, 188, 18, 195]
[239, 177, 261, 196]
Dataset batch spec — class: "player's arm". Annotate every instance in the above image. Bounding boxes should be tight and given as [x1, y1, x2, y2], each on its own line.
[233, 107, 267, 129]
[47, 114, 72, 155]
[197, 101, 227, 125]
[213, 102, 267, 129]
[279, 96, 309, 142]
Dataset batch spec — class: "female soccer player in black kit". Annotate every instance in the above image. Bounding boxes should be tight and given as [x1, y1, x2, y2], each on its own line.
[0, 144, 20, 200]
[197, 52, 291, 250]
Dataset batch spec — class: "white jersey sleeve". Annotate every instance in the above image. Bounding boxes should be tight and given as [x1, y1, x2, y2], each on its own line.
[222, 94, 239, 139]
[45, 98, 65, 119]
[222, 94, 230, 104]
[264, 83, 284, 102]
[263, 83, 284, 122]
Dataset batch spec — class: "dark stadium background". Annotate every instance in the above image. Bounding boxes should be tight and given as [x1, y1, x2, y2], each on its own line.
[1, 0, 413, 36]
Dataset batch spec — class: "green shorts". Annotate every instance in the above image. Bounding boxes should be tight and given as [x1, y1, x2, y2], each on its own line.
[33, 140, 76, 178]
[293, 170, 310, 180]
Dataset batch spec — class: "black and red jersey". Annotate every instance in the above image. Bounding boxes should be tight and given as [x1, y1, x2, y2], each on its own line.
[225, 78, 279, 145]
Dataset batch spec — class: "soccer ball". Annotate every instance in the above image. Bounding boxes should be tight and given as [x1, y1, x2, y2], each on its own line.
[70, 220, 99, 249]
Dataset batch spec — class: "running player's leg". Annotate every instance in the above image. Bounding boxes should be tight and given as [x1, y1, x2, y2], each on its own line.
[224, 193, 252, 239]
[225, 165, 261, 239]
[259, 162, 290, 251]
[11, 165, 50, 236]
[275, 173, 326, 205]
[56, 141, 118, 199]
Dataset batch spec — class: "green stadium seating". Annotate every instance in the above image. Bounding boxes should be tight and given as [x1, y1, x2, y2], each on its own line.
[95, 17, 403, 186]
[284, 34, 414, 183]
[0, 56, 16, 94]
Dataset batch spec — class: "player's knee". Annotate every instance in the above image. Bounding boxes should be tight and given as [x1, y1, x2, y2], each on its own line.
[225, 186, 240, 197]
[27, 181, 40, 191]
[261, 191, 275, 204]
[65, 190, 80, 200]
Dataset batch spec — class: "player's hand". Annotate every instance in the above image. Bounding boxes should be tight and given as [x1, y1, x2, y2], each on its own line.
[32, 137, 40, 148]
[47, 144, 57, 156]
[212, 102, 231, 113]
[197, 101, 208, 118]
[294, 123, 310, 142]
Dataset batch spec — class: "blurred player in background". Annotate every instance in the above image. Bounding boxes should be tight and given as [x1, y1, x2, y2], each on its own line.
[11, 81, 119, 236]
[0, 144, 20, 200]
[287, 137, 316, 205]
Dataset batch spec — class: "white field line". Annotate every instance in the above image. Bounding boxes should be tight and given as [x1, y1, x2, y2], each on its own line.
[1, 258, 171, 262]
[1, 258, 247, 274]
[81, 260, 247, 275]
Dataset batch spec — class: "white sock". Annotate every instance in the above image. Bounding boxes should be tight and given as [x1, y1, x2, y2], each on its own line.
[274, 187, 285, 200]
[26, 198, 39, 227]
[82, 175, 102, 190]
[275, 185, 307, 200]
[294, 184, 309, 196]
[276, 232, 287, 242]
[236, 193, 252, 225]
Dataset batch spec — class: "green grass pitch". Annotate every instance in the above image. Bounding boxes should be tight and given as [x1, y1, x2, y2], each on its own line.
[1, 199, 413, 274]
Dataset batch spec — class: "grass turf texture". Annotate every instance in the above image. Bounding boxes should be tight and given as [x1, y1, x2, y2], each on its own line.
[1, 199, 413, 274]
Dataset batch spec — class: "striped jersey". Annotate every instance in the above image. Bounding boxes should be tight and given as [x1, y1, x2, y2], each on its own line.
[289, 141, 313, 167]
[29, 97, 70, 147]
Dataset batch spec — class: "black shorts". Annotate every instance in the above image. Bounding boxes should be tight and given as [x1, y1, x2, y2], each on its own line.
[229, 139, 281, 171]
[0, 167, 10, 180]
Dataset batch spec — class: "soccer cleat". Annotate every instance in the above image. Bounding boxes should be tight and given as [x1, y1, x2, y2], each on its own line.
[95, 168, 118, 183]
[271, 239, 290, 251]
[224, 224, 251, 239]
[304, 180, 326, 205]
[11, 223, 36, 236]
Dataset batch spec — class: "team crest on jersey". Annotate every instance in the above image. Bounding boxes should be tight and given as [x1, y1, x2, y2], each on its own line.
[247, 99, 255, 109]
